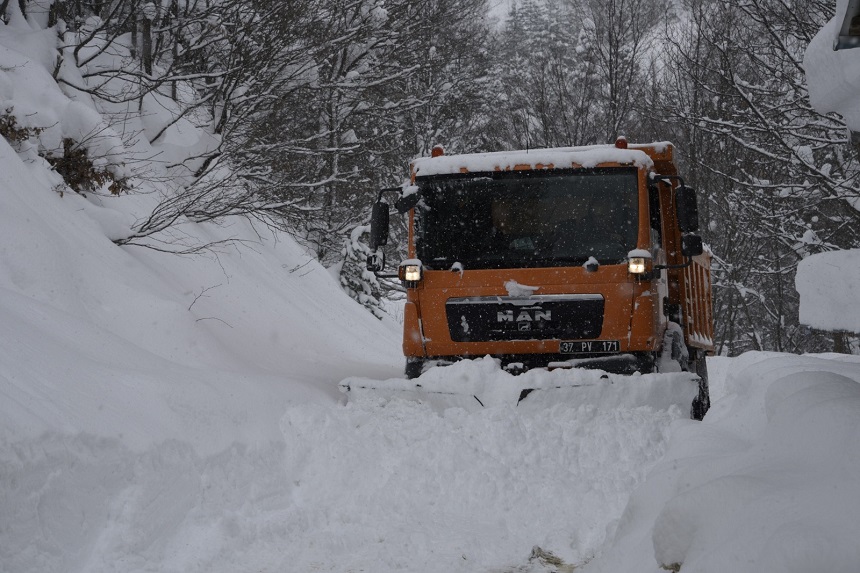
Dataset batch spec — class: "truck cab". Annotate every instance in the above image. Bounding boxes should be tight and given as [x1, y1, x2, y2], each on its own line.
[369, 140, 714, 380]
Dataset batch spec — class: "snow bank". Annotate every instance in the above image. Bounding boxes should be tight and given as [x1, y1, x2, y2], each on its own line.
[583, 351, 860, 573]
[796, 248, 860, 333]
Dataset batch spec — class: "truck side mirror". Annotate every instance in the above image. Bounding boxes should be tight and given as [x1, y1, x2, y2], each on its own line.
[369, 201, 390, 251]
[366, 251, 385, 273]
[676, 186, 700, 232]
[681, 234, 704, 257]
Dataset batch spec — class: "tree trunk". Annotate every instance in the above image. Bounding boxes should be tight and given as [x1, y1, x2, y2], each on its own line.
[833, 331, 849, 354]
[142, 16, 153, 75]
[852, 130, 860, 163]
[130, 16, 137, 60]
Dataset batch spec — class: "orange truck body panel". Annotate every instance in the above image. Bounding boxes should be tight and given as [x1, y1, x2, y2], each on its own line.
[403, 266, 659, 357]
[399, 142, 715, 368]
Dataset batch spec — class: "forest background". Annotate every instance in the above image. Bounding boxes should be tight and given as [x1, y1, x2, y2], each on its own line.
[2, 0, 858, 356]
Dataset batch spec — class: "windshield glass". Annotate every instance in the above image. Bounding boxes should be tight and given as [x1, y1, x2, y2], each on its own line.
[415, 168, 639, 270]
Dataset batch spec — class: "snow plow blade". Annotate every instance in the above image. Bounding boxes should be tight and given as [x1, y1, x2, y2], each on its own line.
[339, 358, 702, 414]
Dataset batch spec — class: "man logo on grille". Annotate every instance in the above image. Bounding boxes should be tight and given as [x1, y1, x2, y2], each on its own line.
[497, 309, 552, 323]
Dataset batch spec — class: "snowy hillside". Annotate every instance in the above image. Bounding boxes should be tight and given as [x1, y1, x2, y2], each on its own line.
[0, 122, 408, 571]
[3, 7, 860, 573]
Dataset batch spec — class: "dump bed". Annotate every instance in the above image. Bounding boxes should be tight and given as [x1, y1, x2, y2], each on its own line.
[682, 255, 715, 350]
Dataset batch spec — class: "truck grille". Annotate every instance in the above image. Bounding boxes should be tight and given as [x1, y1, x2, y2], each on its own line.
[445, 295, 604, 342]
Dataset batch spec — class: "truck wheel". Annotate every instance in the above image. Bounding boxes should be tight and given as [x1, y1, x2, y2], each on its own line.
[634, 352, 657, 374]
[689, 349, 711, 420]
[405, 357, 425, 379]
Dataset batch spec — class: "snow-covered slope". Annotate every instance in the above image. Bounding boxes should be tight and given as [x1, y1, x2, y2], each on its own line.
[0, 90, 405, 569]
[0, 23, 407, 571]
[0, 133, 401, 448]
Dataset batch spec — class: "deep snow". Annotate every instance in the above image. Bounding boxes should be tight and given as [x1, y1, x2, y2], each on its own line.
[3, 12, 860, 573]
[582, 352, 860, 573]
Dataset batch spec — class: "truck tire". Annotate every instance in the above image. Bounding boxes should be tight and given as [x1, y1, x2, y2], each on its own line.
[689, 349, 711, 420]
[635, 352, 657, 374]
[405, 357, 425, 379]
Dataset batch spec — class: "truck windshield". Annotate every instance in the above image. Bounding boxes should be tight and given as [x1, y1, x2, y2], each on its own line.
[415, 168, 639, 270]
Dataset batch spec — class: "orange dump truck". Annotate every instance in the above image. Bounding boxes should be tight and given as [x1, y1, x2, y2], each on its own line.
[368, 139, 714, 417]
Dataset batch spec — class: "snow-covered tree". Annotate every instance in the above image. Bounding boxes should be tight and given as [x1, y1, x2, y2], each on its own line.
[651, 0, 860, 354]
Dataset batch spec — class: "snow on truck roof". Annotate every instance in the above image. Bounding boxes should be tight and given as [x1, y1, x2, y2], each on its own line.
[412, 142, 673, 177]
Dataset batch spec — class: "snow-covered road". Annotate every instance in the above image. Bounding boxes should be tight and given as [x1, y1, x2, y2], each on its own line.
[282, 365, 697, 572]
[3, 361, 696, 573]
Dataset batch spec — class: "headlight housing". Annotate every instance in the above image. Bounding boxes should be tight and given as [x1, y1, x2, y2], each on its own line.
[627, 250, 653, 276]
[628, 257, 649, 274]
[398, 259, 423, 287]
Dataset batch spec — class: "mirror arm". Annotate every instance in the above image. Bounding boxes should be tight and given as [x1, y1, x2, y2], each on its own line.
[651, 173, 687, 187]
[375, 186, 402, 203]
[650, 257, 694, 280]
[654, 257, 694, 272]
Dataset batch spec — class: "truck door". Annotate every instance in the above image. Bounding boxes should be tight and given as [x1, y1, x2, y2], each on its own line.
[648, 182, 669, 328]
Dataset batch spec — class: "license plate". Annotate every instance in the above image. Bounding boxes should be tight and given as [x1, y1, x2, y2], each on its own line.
[560, 340, 620, 354]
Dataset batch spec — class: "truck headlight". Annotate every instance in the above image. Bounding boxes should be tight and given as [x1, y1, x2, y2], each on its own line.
[403, 265, 422, 281]
[628, 257, 648, 274]
[398, 259, 424, 287]
[626, 250, 653, 276]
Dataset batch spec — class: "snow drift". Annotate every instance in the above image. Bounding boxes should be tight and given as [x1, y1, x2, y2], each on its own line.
[584, 352, 860, 573]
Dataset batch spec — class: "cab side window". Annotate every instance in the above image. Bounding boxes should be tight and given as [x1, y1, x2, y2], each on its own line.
[648, 184, 663, 247]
